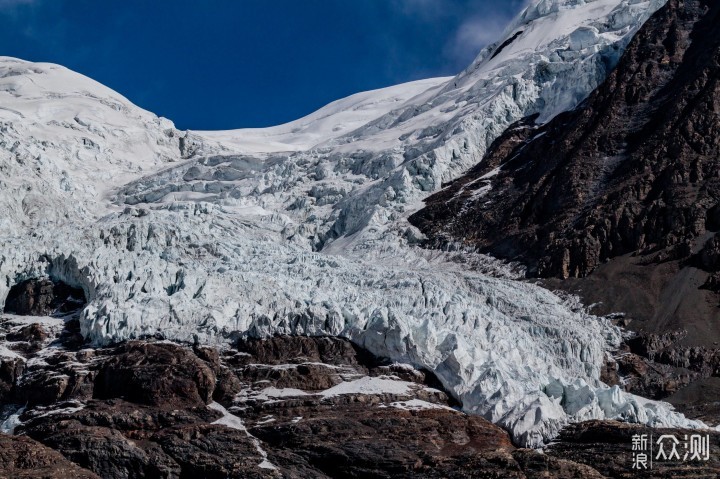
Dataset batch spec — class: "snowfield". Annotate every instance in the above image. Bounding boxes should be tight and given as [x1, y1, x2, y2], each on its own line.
[0, 0, 701, 447]
[199, 77, 451, 153]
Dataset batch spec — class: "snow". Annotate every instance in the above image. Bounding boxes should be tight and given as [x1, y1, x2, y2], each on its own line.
[389, 399, 454, 411]
[200, 77, 450, 153]
[0, 406, 25, 434]
[208, 402, 278, 470]
[0, 0, 698, 448]
[1, 315, 66, 342]
[255, 416, 276, 425]
[244, 378, 429, 402]
[246, 379, 424, 401]
[0, 315, 65, 329]
[320, 377, 414, 397]
[34, 403, 85, 419]
[0, 345, 21, 359]
[209, 401, 249, 431]
[250, 387, 310, 401]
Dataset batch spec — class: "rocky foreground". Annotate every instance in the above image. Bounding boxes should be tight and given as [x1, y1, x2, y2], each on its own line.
[0, 309, 718, 479]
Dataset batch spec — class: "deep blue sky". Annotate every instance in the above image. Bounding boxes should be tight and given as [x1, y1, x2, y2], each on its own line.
[0, 0, 526, 130]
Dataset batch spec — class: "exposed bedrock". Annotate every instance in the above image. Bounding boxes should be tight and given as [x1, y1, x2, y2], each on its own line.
[0, 328, 515, 478]
[93, 342, 216, 409]
[0, 433, 100, 479]
[3, 278, 86, 317]
[1, 330, 716, 478]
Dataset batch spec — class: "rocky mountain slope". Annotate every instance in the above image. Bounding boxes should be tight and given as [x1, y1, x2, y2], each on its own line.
[412, 0, 719, 281]
[1, 317, 718, 478]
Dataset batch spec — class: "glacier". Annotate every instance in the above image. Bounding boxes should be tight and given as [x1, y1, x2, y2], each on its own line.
[0, 0, 704, 447]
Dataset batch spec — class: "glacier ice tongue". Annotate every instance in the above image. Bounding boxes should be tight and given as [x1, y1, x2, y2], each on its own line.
[0, 0, 704, 447]
[1, 207, 703, 447]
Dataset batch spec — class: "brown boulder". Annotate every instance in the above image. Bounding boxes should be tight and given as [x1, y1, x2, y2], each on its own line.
[236, 335, 365, 366]
[6, 324, 49, 343]
[94, 342, 216, 408]
[0, 433, 99, 479]
[3, 279, 85, 316]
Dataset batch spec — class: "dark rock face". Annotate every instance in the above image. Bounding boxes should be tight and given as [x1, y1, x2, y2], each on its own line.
[627, 332, 720, 376]
[93, 342, 216, 408]
[148, 424, 274, 479]
[18, 401, 258, 479]
[414, 0, 720, 280]
[3, 278, 86, 316]
[230, 336, 501, 477]
[1, 332, 720, 478]
[0, 433, 100, 479]
[699, 235, 720, 273]
[0, 332, 517, 478]
[546, 420, 720, 479]
[251, 407, 514, 478]
[0, 356, 24, 404]
[595, 330, 720, 411]
[607, 331, 720, 425]
[236, 335, 367, 366]
[6, 324, 49, 343]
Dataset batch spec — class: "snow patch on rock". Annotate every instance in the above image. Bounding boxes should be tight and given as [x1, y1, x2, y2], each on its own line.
[389, 399, 455, 411]
[320, 377, 414, 397]
[209, 401, 278, 470]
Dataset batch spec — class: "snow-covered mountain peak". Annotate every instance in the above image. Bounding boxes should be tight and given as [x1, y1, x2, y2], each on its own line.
[1, 57, 138, 109]
[200, 2, 664, 163]
[448, 0, 666, 121]
[0, 57, 219, 229]
[0, 57, 173, 151]
[201, 77, 449, 154]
